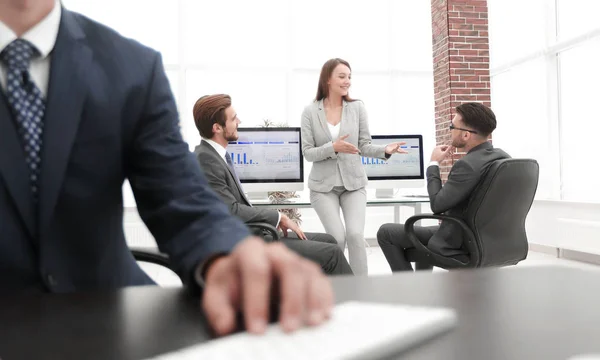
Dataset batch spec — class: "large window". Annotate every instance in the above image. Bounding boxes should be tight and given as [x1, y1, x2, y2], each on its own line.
[491, 58, 557, 199]
[488, 0, 550, 66]
[557, 0, 600, 41]
[558, 37, 600, 202]
[62, 0, 436, 207]
[489, 0, 600, 202]
[63, 0, 181, 64]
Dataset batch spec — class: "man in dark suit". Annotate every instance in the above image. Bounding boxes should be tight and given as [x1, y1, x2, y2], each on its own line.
[192, 94, 353, 276]
[377, 102, 511, 271]
[0, 0, 333, 336]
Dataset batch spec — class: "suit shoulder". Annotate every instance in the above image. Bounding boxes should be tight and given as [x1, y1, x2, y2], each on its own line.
[196, 150, 221, 167]
[347, 100, 366, 117]
[301, 101, 320, 122]
[451, 157, 476, 173]
[493, 148, 512, 159]
[347, 99, 365, 109]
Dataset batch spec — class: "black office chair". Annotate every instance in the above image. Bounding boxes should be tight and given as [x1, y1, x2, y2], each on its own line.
[404, 158, 539, 269]
[131, 222, 280, 268]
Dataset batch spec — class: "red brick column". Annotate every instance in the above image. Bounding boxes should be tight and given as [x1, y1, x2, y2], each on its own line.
[431, 0, 491, 179]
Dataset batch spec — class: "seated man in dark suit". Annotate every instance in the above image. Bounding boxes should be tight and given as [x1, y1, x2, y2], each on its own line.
[192, 94, 353, 276]
[377, 102, 511, 271]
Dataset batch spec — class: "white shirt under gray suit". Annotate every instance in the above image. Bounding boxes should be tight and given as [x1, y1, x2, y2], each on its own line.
[301, 99, 389, 275]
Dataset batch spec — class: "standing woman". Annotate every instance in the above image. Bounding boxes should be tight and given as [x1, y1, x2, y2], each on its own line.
[301, 58, 406, 275]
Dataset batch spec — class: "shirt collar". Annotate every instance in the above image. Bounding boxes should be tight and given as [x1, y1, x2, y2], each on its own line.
[203, 138, 228, 161]
[0, 0, 61, 58]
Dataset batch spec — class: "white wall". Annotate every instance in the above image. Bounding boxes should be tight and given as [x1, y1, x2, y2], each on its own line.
[527, 201, 600, 255]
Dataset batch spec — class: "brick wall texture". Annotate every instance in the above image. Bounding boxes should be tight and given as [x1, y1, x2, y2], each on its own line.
[431, 0, 491, 180]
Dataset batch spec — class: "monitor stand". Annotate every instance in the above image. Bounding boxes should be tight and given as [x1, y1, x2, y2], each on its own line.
[246, 192, 271, 201]
[375, 188, 395, 199]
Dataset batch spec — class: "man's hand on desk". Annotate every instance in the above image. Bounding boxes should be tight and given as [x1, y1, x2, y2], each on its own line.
[278, 213, 307, 240]
[202, 237, 333, 336]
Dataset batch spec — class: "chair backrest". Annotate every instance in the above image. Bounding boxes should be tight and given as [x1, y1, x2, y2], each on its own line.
[464, 158, 539, 267]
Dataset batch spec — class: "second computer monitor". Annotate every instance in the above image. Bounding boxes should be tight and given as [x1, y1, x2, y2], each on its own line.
[227, 127, 304, 199]
[364, 135, 425, 197]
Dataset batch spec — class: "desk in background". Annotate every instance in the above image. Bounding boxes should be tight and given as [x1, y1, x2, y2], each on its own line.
[252, 192, 430, 224]
[1, 266, 600, 360]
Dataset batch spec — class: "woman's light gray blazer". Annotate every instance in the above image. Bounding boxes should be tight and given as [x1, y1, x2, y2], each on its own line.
[301, 99, 387, 192]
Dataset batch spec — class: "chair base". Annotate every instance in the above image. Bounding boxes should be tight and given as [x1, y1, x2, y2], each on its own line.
[405, 249, 471, 270]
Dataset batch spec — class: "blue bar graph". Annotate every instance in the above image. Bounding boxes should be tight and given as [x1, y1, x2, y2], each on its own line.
[231, 152, 258, 165]
[361, 157, 386, 165]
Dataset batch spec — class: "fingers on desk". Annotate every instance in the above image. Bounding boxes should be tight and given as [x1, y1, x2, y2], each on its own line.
[203, 239, 333, 337]
[239, 240, 272, 334]
[306, 269, 334, 325]
[202, 258, 239, 336]
[267, 244, 307, 332]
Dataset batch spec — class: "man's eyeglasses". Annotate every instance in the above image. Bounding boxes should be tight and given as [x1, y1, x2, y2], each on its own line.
[449, 124, 478, 134]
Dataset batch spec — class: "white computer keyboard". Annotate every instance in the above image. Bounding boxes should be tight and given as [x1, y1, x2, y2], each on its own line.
[146, 301, 457, 360]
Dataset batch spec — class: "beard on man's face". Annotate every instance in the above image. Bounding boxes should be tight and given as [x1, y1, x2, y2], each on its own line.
[451, 137, 467, 148]
[225, 129, 238, 142]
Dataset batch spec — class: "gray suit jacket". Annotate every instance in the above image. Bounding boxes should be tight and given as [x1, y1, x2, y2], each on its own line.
[194, 141, 279, 226]
[301, 99, 387, 192]
[427, 142, 511, 256]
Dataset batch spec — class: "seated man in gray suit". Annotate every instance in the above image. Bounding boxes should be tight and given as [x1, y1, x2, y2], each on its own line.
[377, 102, 510, 271]
[192, 94, 353, 275]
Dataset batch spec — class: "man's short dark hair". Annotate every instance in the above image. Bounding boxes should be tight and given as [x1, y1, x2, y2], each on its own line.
[455, 102, 496, 137]
[193, 94, 232, 139]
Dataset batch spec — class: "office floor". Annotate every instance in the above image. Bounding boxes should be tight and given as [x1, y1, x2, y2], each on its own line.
[139, 245, 600, 287]
[363, 245, 600, 275]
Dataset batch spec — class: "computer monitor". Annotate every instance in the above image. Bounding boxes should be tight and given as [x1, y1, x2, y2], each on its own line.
[227, 127, 304, 200]
[364, 135, 425, 198]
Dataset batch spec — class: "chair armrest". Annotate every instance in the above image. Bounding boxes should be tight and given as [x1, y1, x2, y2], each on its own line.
[130, 247, 171, 268]
[247, 222, 280, 241]
[404, 214, 479, 268]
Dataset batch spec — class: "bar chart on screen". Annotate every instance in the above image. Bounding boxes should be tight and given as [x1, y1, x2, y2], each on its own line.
[228, 136, 302, 181]
[362, 151, 421, 177]
[230, 152, 259, 165]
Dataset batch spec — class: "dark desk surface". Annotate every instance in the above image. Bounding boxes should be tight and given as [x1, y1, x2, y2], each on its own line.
[1, 266, 600, 360]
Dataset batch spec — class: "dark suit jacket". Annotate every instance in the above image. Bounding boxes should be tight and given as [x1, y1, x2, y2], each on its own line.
[0, 8, 250, 293]
[427, 142, 510, 256]
[194, 141, 279, 226]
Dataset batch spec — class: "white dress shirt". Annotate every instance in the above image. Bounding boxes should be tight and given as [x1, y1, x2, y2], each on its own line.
[0, 0, 61, 96]
[203, 138, 228, 162]
[202, 139, 281, 227]
[327, 122, 340, 140]
[327, 122, 345, 186]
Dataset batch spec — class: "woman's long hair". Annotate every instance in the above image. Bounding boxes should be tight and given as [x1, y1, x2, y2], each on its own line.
[315, 58, 356, 102]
